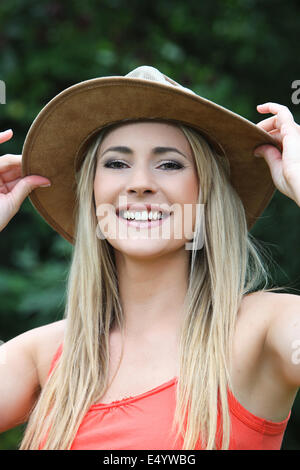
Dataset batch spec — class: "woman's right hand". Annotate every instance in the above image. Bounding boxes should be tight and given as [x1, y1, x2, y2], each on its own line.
[0, 129, 51, 232]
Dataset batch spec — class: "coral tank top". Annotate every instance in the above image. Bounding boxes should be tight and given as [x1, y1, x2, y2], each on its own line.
[41, 343, 291, 450]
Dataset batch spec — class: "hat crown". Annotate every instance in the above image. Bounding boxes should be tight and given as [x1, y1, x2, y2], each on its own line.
[125, 65, 195, 95]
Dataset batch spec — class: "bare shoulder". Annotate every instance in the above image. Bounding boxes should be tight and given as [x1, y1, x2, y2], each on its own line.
[240, 289, 281, 311]
[237, 290, 299, 358]
[0, 319, 66, 432]
[232, 290, 299, 420]
[263, 292, 300, 391]
[235, 290, 281, 341]
[30, 319, 66, 387]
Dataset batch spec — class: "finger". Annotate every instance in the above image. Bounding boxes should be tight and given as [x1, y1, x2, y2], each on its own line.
[257, 102, 295, 128]
[254, 144, 281, 158]
[1, 167, 22, 182]
[9, 176, 52, 208]
[0, 177, 22, 194]
[255, 119, 283, 148]
[0, 155, 22, 184]
[0, 129, 13, 144]
[253, 145, 282, 180]
[0, 175, 51, 194]
[266, 129, 284, 147]
[0, 154, 22, 172]
[0, 155, 51, 187]
[0, 168, 22, 184]
[257, 102, 294, 117]
[256, 116, 277, 132]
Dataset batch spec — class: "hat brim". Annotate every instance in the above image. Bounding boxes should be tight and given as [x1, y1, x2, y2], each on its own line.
[22, 76, 279, 244]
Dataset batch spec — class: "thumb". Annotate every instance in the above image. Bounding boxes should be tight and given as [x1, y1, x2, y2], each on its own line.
[254, 144, 282, 175]
[10, 176, 51, 210]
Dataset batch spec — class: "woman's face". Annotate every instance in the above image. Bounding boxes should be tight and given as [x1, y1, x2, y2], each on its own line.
[93, 121, 200, 259]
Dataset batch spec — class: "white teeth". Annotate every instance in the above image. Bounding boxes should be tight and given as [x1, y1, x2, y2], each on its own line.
[119, 210, 166, 221]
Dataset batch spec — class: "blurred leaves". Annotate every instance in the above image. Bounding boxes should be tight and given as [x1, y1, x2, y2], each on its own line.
[0, 0, 300, 449]
[0, 424, 25, 450]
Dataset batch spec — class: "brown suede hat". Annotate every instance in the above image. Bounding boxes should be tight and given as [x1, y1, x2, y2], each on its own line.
[22, 65, 279, 245]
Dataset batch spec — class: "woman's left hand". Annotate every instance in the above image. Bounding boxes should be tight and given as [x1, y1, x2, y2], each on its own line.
[254, 102, 300, 207]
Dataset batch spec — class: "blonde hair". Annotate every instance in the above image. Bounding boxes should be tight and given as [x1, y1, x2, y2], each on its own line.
[19, 120, 284, 450]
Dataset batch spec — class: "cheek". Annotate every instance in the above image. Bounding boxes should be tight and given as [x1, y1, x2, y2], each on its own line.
[179, 171, 199, 203]
[180, 172, 200, 234]
[93, 170, 118, 204]
[167, 172, 199, 241]
[93, 178, 108, 212]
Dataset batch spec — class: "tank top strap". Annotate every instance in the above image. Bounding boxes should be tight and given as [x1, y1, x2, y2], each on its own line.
[227, 388, 291, 435]
[47, 342, 63, 378]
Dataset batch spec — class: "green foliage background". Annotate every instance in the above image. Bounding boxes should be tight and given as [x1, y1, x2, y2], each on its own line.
[0, 0, 299, 450]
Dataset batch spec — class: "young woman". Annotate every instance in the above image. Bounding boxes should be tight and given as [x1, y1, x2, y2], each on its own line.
[0, 66, 299, 450]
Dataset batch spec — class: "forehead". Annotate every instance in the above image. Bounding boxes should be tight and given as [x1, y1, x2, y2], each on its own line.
[99, 121, 192, 153]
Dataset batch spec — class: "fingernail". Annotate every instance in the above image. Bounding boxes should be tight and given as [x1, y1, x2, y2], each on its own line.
[40, 183, 51, 187]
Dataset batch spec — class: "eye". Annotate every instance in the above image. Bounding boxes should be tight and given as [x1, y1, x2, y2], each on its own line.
[103, 159, 184, 170]
[159, 161, 183, 170]
[103, 160, 128, 169]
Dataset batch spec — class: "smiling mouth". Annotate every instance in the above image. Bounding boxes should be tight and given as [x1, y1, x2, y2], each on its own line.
[116, 212, 172, 228]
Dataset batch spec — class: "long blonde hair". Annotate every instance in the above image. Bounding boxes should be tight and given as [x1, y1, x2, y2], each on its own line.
[19, 120, 283, 450]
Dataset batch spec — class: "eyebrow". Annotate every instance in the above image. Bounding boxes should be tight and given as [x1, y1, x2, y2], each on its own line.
[100, 146, 190, 160]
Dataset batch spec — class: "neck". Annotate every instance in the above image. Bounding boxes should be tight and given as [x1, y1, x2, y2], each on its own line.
[114, 248, 190, 341]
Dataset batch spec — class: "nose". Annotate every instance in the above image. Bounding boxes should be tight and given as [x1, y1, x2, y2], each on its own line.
[125, 163, 158, 195]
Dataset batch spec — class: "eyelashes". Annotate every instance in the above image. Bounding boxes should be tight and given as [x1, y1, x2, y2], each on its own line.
[103, 159, 184, 170]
